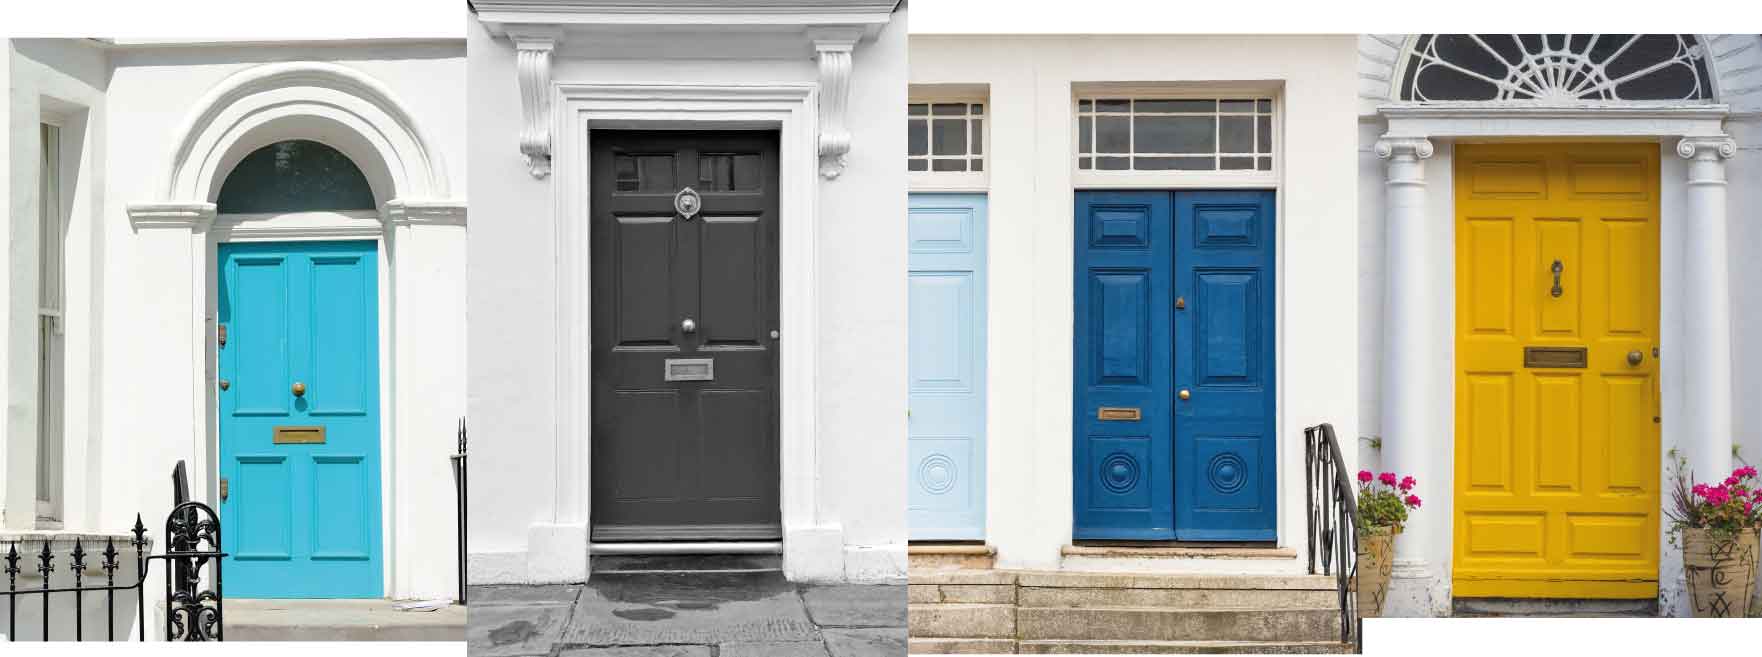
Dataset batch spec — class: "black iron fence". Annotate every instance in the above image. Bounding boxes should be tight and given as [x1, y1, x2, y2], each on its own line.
[451, 417, 468, 605]
[2, 462, 225, 641]
[1305, 422, 1361, 648]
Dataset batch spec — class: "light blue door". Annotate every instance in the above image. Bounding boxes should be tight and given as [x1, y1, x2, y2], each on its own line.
[908, 194, 987, 540]
[218, 241, 383, 598]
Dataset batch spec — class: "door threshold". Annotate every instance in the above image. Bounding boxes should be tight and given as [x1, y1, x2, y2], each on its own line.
[590, 541, 782, 555]
[1063, 543, 1297, 560]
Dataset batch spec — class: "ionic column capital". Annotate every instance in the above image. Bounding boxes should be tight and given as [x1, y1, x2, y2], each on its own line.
[1375, 137, 1435, 161]
[1675, 135, 1736, 161]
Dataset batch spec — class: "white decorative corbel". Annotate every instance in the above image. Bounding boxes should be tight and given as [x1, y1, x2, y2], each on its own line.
[810, 31, 860, 179]
[511, 29, 560, 178]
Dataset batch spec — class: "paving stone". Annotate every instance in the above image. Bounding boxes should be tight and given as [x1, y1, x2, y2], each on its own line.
[824, 627, 908, 657]
[562, 570, 818, 646]
[471, 584, 584, 607]
[466, 604, 572, 657]
[557, 647, 712, 657]
[719, 640, 831, 657]
[801, 584, 908, 628]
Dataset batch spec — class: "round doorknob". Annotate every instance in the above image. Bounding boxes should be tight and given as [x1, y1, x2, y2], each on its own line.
[681, 318, 697, 334]
[291, 381, 306, 397]
[1627, 350, 1644, 366]
[1179, 389, 1191, 401]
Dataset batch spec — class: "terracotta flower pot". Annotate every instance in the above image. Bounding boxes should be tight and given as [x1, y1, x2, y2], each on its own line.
[1682, 527, 1760, 618]
[1356, 526, 1397, 618]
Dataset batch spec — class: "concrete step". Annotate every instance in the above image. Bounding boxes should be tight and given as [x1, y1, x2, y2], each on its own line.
[1018, 585, 1338, 609]
[590, 553, 782, 574]
[910, 637, 1019, 654]
[910, 543, 996, 571]
[908, 602, 1016, 639]
[1016, 571, 1337, 591]
[1016, 606, 1343, 643]
[1018, 639, 1356, 654]
[1452, 597, 1657, 617]
[224, 599, 465, 642]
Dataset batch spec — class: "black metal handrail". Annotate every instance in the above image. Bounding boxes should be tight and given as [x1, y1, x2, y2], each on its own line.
[1305, 422, 1360, 647]
[451, 417, 468, 605]
[2, 463, 224, 641]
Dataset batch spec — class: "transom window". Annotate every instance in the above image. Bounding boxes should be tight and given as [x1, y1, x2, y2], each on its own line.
[907, 102, 984, 173]
[1401, 34, 1714, 103]
[216, 140, 377, 214]
[1076, 98, 1274, 172]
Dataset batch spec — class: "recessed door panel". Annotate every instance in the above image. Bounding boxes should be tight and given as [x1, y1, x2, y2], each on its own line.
[1453, 143, 1660, 599]
[219, 240, 382, 598]
[908, 194, 988, 540]
[591, 131, 781, 541]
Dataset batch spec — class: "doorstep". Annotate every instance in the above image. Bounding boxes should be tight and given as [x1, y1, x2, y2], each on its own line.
[1060, 544, 1304, 575]
[909, 543, 996, 571]
[222, 598, 466, 641]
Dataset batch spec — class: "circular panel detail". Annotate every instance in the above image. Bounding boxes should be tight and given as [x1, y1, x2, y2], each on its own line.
[1208, 452, 1248, 494]
[918, 453, 958, 495]
[1100, 452, 1141, 494]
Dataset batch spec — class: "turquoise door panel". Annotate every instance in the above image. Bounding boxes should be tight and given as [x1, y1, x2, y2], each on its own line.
[219, 241, 383, 598]
[908, 194, 987, 540]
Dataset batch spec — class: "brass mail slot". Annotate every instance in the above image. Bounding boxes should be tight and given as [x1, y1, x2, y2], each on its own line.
[273, 426, 327, 444]
[1524, 346, 1588, 369]
[1097, 407, 1142, 421]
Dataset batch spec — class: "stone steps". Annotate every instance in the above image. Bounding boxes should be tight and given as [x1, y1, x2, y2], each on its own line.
[1017, 639, 1359, 654]
[1016, 606, 1343, 643]
[910, 543, 997, 571]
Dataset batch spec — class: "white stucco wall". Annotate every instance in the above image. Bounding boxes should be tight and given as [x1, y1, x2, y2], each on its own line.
[909, 34, 1361, 573]
[5, 39, 467, 604]
[466, 10, 908, 584]
[1354, 34, 1762, 616]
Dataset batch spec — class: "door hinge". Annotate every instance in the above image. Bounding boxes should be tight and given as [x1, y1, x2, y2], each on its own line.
[219, 477, 229, 502]
[217, 324, 227, 348]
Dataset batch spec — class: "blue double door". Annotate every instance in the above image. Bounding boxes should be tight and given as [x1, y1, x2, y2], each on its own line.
[908, 194, 988, 540]
[1073, 191, 1276, 541]
[218, 241, 383, 598]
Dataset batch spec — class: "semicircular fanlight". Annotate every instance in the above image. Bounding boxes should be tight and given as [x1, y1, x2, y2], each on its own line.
[1400, 34, 1714, 103]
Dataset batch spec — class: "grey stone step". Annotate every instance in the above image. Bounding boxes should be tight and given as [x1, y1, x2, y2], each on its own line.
[1018, 585, 1338, 609]
[907, 602, 1016, 639]
[909, 637, 1019, 654]
[909, 544, 996, 571]
[1015, 571, 1337, 591]
[1018, 639, 1356, 654]
[224, 599, 465, 642]
[591, 553, 782, 574]
[1016, 606, 1343, 643]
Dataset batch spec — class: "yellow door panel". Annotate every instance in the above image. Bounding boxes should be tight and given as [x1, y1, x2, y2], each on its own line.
[1453, 143, 1660, 599]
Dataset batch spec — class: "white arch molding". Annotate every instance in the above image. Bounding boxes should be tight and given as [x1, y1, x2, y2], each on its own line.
[122, 60, 467, 600]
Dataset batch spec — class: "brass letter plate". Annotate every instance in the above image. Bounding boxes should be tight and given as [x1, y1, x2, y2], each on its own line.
[273, 426, 327, 444]
[1524, 346, 1588, 369]
[664, 358, 714, 382]
[1097, 407, 1142, 421]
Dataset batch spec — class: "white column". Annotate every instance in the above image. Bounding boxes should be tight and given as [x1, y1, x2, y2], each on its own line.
[1675, 136, 1737, 482]
[1375, 136, 1437, 616]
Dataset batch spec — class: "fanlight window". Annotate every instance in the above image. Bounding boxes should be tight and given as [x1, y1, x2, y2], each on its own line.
[1400, 34, 1714, 103]
[216, 139, 377, 214]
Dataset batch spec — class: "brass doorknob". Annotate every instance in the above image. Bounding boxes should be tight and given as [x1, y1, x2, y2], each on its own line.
[292, 381, 306, 397]
[1627, 350, 1644, 366]
[1179, 389, 1191, 400]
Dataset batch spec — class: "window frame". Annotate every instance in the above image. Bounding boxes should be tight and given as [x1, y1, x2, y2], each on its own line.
[36, 119, 67, 527]
[1070, 86, 1281, 189]
[908, 92, 989, 192]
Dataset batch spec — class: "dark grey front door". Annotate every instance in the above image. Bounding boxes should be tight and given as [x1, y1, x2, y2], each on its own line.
[590, 130, 782, 541]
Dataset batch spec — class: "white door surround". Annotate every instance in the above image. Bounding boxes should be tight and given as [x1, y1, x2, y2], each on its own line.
[549, 82, 849, 581]
[123, 61, 466, 599]
[1371, 104, 1736, 616]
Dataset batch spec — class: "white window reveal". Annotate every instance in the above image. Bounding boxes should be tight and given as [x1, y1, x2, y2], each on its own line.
[1076, 98, 1273, 173]
[908, 102, 984, 173]
[37, 122, 66, 526]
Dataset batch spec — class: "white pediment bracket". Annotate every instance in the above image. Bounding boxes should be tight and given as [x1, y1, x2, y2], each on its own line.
[510, 26, 563, 179]
[809, 28, 862, 180]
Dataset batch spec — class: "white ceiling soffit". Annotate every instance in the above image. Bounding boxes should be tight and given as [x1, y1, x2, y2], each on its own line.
[472, 0, 900, 34]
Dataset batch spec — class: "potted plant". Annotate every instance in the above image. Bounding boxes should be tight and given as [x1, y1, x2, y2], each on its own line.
[1355, 471, 1421, 618]
[1667, 462, 1761, 618]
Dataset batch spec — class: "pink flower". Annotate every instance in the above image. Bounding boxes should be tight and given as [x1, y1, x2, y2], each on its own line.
[1405, 494, 1423, 508]
[1736, 466, 1759, 479]
[1379, 472, 1398, 487]
[1694, 483, 1710, 497]
[1726, 476, 1741, 487]
[1399, 476, 1416, 492]
[1358, 470, 1373, 483]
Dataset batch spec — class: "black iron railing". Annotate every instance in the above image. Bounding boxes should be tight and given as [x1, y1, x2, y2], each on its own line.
[2, 462, 224, 641]
[1305, 422, 1360, 647]
[451, 417, 468, 605]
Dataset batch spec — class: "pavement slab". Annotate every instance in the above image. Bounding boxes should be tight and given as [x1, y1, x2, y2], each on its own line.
[471, 584, 584, 607]
[561, 570, 819, 646]
[557, 647, 713, 657]
[718, 640, 833, 657]
[466, 603, 574, 657]
[823, 627, 909, 657]
[803, 584, 908, 628]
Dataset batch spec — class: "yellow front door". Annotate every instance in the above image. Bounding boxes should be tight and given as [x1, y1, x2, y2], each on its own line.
[1453, 143, 1661, 599]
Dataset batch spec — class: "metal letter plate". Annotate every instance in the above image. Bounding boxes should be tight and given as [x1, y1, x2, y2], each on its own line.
[665, 358, 714, 382]
[1097, 407, 1142, 421]
[1524, 346, 1588, 369]
[273, 425, 327, 444]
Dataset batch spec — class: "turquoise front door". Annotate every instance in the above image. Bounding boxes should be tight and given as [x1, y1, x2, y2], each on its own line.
[218, 241, 383, 598]
[908, 194, 988, 540]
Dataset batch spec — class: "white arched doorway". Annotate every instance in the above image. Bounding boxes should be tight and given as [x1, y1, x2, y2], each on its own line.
[125, 61, 466, 600]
